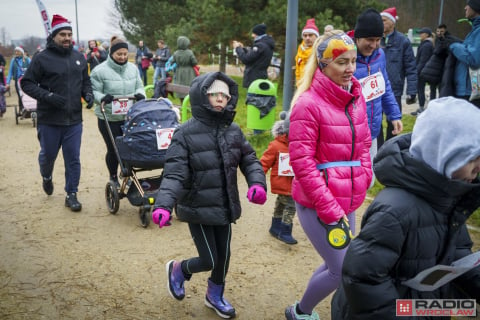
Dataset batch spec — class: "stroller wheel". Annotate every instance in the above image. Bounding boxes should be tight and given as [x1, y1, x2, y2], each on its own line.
[139, 207, 150, 228]
[105, 181, 120, 214]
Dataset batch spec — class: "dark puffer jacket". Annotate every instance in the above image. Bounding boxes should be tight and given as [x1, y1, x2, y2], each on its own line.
[154, 72, 266, 225]
[235, 35, 275, 88]
[21, 39, 91, 126]
[331, 134, 480, 320]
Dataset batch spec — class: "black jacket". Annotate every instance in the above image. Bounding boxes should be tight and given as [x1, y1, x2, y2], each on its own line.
[235, 35, 275, 88]
[154, 72, 266, 225]
[21, 40, 91, 126]
[331, 134, 480, 320]
[416, 38, 433, 76]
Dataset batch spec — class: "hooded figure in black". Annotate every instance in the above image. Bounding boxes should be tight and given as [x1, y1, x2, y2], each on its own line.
[331, 97, 480, 320]
[152, 72, 267, 318]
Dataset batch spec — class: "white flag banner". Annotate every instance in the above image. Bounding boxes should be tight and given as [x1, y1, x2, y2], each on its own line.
[35, 0, 51, 36]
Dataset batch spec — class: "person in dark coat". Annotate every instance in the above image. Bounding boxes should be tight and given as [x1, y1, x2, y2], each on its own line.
[20, 14, 93, 212]
[151, 72, 267, 319]
[379, 7, 417, 145]
[233, 23, 275, 88]
[420, 24, 461, 100]
[411, 28, 434, 116]
[331, 97, 480, 320]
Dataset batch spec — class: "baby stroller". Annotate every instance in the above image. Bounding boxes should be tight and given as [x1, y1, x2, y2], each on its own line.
[100, 97, 179, 227]
[15, 76, 37, 127]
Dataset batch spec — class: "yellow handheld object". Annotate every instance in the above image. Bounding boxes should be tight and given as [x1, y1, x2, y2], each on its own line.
[318, 217, 353, 249]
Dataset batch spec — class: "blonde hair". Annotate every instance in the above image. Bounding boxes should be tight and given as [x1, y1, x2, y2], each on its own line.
[290, 29, 345, 111]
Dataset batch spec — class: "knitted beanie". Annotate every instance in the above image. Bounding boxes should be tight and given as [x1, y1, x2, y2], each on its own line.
[252, 23, 267, 36]
[207, 80, 231, 99]
[468, 0, 480, 13]
[110, 36, 128, 54]
[354, 8, 384, 38]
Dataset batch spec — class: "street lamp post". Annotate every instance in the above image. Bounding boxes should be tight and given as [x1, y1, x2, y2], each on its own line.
[75, 0, 80, 45]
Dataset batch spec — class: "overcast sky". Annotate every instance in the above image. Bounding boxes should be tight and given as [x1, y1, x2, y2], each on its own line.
[0, 0, 120, 44]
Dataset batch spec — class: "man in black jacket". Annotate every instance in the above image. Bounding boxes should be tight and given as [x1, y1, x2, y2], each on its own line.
[411, 27, 434, 116]
[233, 23, 275, 88]
[21, 14, 93, 212]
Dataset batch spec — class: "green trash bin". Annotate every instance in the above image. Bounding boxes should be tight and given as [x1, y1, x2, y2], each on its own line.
[181, 94, 191, 123]
[246, 79, 277, 130]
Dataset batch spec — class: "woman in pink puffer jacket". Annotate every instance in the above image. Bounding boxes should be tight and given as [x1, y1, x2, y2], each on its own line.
[284, 30, 372, 320]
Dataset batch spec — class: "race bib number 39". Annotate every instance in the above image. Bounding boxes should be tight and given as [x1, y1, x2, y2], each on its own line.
[359, 71, 386, 102]
[111, 99, 133, 115]
[156, 128, 175, 150]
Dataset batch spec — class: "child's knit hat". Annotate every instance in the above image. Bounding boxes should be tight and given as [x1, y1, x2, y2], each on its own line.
[207, 80, 231, 99]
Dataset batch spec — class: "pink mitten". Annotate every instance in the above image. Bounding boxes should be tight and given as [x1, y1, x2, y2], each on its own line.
[247, 185, 267, 205]
[152, 208, 171, 228]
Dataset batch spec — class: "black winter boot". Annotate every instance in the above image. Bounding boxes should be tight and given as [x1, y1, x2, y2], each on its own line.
[278, 222, 298, 245]
[269, 217, 282, 237]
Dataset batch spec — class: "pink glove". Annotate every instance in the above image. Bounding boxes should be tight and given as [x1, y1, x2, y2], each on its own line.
[247, 185, 267, 205]
[152, 208, 171, 228]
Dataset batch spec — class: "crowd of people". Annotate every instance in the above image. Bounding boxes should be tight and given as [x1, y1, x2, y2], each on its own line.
[1, 2, 480, 319]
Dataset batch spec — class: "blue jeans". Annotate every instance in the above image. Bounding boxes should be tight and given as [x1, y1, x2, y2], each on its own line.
[153, 66, 167, 84]
[37, 123, 82, 193]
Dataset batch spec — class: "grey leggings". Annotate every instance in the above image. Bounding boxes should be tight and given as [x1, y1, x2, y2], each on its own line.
[296, 204, 356, 314]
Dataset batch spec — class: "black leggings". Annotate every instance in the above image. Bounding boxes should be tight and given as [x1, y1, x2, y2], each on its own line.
[182, 223, 232, 285]
[97, 118, 124, 177]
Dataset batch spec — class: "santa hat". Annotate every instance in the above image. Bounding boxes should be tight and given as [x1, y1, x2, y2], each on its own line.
[14, 46, 24, 55]
[381, 7, 398, 23]
[51, 14, 72, 37]
[302, 18, 319, 37]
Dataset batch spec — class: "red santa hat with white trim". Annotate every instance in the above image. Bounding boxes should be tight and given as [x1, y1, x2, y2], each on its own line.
[50, 14, 72, 37]
[302, 18, 320, 37]
[380, 7, 399, 23]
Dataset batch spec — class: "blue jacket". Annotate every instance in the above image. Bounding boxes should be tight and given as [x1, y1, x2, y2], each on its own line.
[355, 48, 401, 139]
[450, 16, 480, 97]
[6, 56, 31, 84]
[381, 30, 417, 97]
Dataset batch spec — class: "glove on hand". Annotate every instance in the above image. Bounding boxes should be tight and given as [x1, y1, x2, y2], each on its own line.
[101, 94, 114, 104]
[46, 92, 66, 109]
[152, 208, 171, 228]
[247, 185, 267, 205]
[406, 95, 417, 105]
[85, 93, 94, 109]
[134, 93, 145, 101]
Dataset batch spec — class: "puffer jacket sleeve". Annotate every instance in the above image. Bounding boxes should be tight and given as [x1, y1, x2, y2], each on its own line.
[342, 209, 405, 318]
[289, 98, 345, 223]
[154, 128, 191, 212]
[90, 68, 104, 103]
[260, 140, 277, 174]
[239, 133, 267, 189]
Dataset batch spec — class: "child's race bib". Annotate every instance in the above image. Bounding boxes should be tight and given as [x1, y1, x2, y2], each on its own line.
[359, 71, 386, 102]
[156, 128, 175, 150]
[278, 152, 294, 176]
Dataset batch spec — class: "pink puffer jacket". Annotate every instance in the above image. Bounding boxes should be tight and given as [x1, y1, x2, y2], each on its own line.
[289, 69, 372, 224]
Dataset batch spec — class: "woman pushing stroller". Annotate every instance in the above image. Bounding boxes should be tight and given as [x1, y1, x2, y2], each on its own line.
[90, 36, 145, 186]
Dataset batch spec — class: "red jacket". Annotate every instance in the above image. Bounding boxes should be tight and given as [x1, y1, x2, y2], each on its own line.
[289, 69, 372, 224]
[261, 134, 292, 195]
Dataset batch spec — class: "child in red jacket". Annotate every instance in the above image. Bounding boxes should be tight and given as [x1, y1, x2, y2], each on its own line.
[260, 112, 297, 244]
